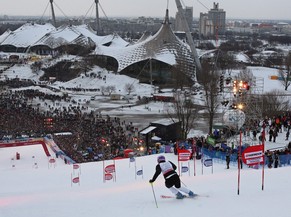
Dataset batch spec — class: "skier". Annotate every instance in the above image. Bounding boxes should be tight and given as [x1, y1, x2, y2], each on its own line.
[149, 155, 195, 199]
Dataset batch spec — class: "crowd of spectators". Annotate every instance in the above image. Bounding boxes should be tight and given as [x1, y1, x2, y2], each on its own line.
[197, 114, 291, 168]
[0, 90, 137, 163]
[1, 75, 291, 168]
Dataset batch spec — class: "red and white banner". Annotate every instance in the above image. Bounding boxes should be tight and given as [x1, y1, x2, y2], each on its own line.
[104, 173, 113, 180]
[103, 161, 116, 182]
[178, 149, 191, 162]
[71, 173, 80, 186]
[72, 176, 80, 183]
[177, 149, 191, 176]
[73, 164, 80, 169]
[104, 164, 115, 173]
[242, 145, 264, 166]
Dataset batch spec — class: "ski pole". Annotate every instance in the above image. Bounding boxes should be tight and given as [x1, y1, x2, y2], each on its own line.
[179, 177, 187, 187]
[150, 183, 158, 208]
[181, 180, 187, 187]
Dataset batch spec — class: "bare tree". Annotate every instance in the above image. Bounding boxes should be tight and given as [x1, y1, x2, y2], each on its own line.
[164, 91, 200, 139]
[101, 85, 116, 95]
[278, 52, 291, 91]
[106, 86, 116, 95]
[199, 61, 221, 134]
[124, 83, 135, 95]
[215, 50, 236, 75]
[234, 67, 262, 127]
[260, 90, 289, 117]
[161, 61, 199, 139]
[237, 67, 255, 82]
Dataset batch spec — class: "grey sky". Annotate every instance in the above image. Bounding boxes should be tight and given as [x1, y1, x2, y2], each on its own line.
[0, 0, 291, 20]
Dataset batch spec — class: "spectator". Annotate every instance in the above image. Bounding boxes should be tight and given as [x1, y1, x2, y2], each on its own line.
[286, 130, 290, 141]
[268, 128, 273, 142]
[226, 150, 231, 169]
[252, 130, 257, 140]
[273, 129, 278, 143]
[274, 152, 279, 168]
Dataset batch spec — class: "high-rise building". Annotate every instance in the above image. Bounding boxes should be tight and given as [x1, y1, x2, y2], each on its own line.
[199, 2, 226, 37]
[175, 6, 193, 31]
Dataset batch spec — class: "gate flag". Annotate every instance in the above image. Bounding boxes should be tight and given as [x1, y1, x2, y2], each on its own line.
[178, 149, 191, 161]
[177, 149, 191, 176]
[204, 159, 213, 167]
[242, 145, 264, 166]
[181, 166, 189, 173]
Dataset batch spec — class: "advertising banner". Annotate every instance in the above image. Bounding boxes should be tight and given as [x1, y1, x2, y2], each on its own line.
[242, 145, 264, 166]
[178, 149, 191, 161]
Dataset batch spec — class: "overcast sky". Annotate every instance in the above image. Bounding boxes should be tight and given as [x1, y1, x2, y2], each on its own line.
[0, 0, 291, 20]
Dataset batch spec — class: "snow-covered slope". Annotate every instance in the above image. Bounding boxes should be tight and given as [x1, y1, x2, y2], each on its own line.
[0, 137, 290, 217]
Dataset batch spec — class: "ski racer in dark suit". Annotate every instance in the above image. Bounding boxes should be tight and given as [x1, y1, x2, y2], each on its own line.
[149, 155, 195, 199]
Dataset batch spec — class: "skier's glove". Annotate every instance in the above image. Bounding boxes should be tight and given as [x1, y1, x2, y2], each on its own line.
[149, 179, 154, 183]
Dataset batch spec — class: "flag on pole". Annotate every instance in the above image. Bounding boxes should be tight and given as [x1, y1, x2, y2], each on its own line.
[204, 159, 213, 167]
[202, 158, 213, 174]
[71, 173, 80, 186]
[136, 169, 143, 176]
[177, 149, 191, 175]
[104, 173, 113, 180]
[181, 166, 189, 173]
[72, 176, 80, 183]
[135, 166, 143, 179]
[178, 149, 191, 161]
[242, 145, 264, 166]
[103, 161, 116, 182]
[104, 164, 115, 173]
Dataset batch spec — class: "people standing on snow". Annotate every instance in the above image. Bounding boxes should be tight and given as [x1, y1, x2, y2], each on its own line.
[252, 129, 257, 140]
[286, 130, 290, 141]
[266, 150, 273, 168]
[259, 132, 265, 143]
[226, 150, 231, 169]
[237, 153, 243, 169]
[149, 155, 195, 199]
[273, 128, 278, 143]
[274, 152, 279, 168]
[268, 128, 273, 142]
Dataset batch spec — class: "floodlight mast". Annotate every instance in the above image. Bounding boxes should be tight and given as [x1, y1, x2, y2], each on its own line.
[175, 0, 202, 80]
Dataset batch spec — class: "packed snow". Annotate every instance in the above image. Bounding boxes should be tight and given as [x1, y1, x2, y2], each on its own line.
[0, 133, 290, 217]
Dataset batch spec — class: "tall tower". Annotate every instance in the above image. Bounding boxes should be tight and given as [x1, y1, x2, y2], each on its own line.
[208, 3, 226, 35]
[95, 0, 101, 35]
[199, 2, 226, 37]
[50, 0, 57, 27]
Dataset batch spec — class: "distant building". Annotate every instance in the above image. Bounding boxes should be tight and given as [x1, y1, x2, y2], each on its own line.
[175, 6, 193, 31]
[199, 2, 226, 37]
[139, 118, 182, 151]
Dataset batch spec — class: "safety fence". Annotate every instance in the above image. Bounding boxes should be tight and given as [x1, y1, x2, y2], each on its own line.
[202, 148, 291, 168]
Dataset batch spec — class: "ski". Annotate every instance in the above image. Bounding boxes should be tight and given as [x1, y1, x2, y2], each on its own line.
[160, 194, 209, 199]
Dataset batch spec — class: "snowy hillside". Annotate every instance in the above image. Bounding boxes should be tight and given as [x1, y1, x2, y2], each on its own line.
[1, 139, 291, 217]
[1, 52, 291, 217]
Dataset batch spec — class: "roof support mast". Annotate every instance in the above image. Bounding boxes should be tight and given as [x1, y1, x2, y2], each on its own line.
[49, 0, 57, 27]
[95, 0, 101, 35]
[175, 0, 202, 80]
